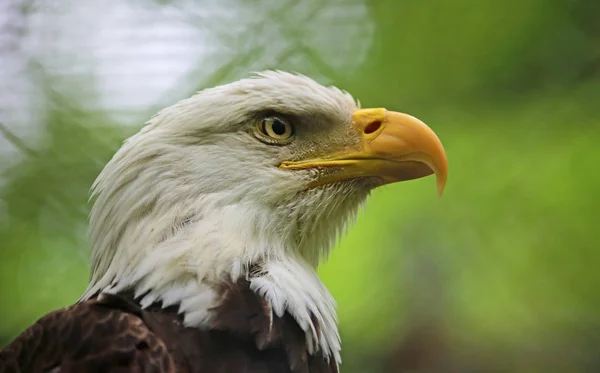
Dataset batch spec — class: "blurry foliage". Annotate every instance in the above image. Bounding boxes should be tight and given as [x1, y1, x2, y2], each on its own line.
[1, 0, 599, 372]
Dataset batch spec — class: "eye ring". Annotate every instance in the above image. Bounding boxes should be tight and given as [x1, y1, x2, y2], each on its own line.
[256, 116, 295, 144]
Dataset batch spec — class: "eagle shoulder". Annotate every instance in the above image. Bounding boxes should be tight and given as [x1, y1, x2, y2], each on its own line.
[0, 295, 175, 373]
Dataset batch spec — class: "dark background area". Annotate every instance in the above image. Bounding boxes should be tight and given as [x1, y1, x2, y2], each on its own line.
[1, 0, 599, 372]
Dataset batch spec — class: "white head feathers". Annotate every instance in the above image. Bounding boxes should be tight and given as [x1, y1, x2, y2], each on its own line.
[82, 71, 369, 364]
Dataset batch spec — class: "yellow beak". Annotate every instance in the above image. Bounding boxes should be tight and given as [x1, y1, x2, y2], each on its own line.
[279, 108, 448, 195]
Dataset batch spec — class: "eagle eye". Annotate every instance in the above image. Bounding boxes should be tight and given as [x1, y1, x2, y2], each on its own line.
[256, 116, 295, 144]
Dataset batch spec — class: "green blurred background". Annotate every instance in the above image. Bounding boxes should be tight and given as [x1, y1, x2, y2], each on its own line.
[1, 0, 599, 371]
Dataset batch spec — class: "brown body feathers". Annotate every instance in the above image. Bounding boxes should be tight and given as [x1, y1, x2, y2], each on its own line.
[0, 279, 337, 373]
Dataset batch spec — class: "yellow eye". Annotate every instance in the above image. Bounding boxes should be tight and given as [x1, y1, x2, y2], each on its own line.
[259, 116, 294, 142]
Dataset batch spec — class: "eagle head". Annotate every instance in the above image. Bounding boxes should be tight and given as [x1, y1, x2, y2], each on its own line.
[82, 71, 447, 364]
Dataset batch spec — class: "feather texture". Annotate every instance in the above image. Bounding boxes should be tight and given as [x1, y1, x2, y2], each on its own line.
[0, 278, 337, 373]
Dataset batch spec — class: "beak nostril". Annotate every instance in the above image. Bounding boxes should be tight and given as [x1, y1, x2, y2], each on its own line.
[364, 120, 382, 135]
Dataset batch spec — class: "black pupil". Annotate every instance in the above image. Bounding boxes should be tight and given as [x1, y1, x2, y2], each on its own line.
[270, 118, 287, 136]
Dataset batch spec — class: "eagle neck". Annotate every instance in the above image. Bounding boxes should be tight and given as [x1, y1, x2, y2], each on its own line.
[83, 207, 341, 364]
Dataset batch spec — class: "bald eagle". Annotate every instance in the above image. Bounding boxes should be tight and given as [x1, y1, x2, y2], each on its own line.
[0, 71, 447, 373]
